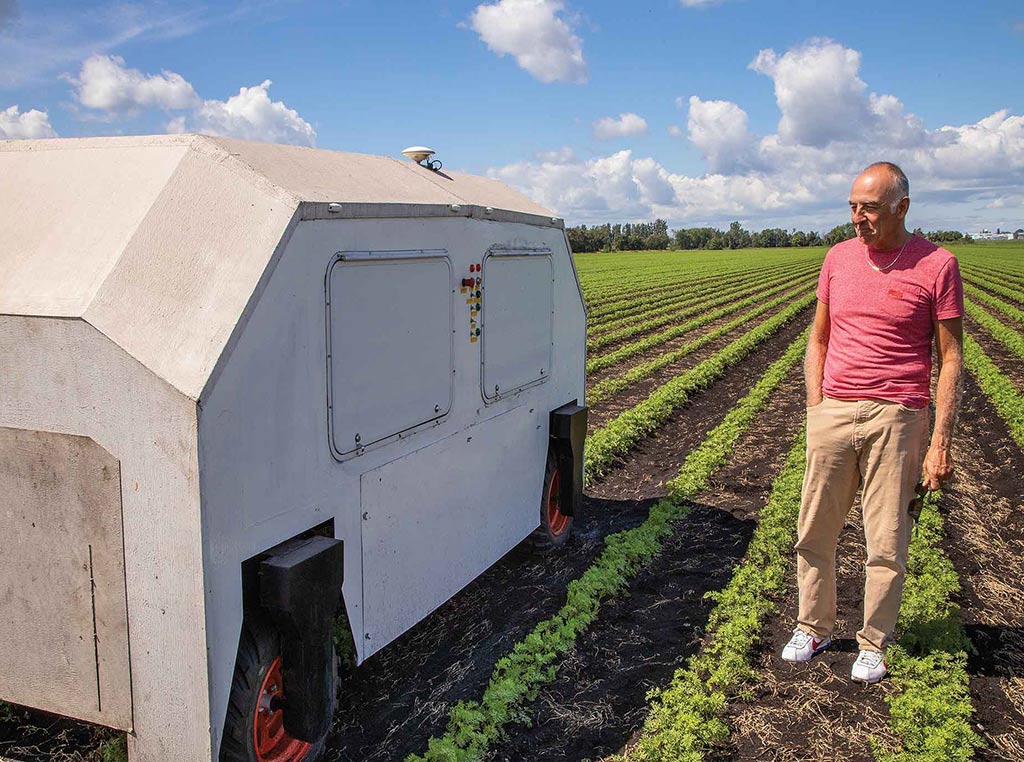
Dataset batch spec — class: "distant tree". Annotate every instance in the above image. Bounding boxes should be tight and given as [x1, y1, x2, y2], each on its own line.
[807, 231, 823, 246]
[824, 223, 856, 246]
[790, 230, 807, 247]
[723, 221, 751, 249]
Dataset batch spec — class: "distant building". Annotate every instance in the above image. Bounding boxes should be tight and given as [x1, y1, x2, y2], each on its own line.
[975, 228, 1014, 241]
[1015, 229, 1024, 240]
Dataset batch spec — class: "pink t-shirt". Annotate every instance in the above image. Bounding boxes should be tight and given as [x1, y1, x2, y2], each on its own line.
[817, 235, 964, 408]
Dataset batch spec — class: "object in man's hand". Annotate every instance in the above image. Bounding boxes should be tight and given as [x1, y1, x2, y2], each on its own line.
[908, 482, 927, 524]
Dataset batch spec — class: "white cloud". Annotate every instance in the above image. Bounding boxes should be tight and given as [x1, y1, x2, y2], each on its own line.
[686, 96, 757, 173]
[749, 39, 875, 147]
[468, 0, 587, 84]
[490, 41, 1024, 232]
[679, 0, 724, 6]
[668, 125, 683, 137]
[59, 52, 316, 147]
[71, 54, 199, 114]
[593, 112, 647, 140]
[193, 80, 316, 147]
[0, 104, 57, 138]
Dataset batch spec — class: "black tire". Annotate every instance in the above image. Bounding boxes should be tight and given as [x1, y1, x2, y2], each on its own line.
[530, 450, 574, 552]
[220, 618, 335, 762]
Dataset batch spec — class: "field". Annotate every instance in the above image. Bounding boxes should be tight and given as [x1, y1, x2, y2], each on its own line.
[3, 242, 1024, 762]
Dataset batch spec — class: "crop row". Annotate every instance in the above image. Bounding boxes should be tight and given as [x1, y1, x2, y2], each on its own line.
[961, 272, 1024, 309]
[406, 328, 810, 762]
[963, 265, 1024, 293]
[590, 262, 814, 337]
[585, 264, 787, 317]
[585, 294, 814, 482]
[964, 299, 1024, 361]
[963, 333, 1024, 450]
[588, 290, 816, 405]
[617, 428, 807, 761]
[963, 282, 1024, 325]
[589, 277, 814, 371]
[590, 268, 816, 351]
[877, 491, 981, 762]
[617, 460, 979, 761]
[580, 250, 822, 306]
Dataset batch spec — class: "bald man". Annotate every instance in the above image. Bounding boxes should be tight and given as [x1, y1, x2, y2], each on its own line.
[781, 162, 964, 684]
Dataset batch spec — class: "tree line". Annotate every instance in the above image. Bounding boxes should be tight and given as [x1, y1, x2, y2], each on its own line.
[567, 220, 974, 253]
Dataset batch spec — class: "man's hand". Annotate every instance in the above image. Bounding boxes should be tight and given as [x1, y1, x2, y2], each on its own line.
[922, 444, 954, 490]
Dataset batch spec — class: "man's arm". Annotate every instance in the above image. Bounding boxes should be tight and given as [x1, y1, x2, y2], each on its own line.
[805, 300, 830, 406]
[923, 316, 964, 490]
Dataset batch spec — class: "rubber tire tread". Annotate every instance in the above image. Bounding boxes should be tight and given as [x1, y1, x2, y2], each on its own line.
[219, 617, 333, 762]
[529, 450, 573, 553]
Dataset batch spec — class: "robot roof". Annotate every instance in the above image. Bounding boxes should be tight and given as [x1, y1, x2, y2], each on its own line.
[0, 134, 557, 400]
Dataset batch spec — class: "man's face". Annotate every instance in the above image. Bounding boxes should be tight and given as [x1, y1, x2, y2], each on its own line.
[848, 168, 908, 249]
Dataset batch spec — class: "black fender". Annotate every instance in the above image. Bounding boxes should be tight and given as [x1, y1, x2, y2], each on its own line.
[549, 401, 587, 517]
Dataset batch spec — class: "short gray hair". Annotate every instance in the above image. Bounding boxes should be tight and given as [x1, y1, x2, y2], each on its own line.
[864, 161, 909, 211]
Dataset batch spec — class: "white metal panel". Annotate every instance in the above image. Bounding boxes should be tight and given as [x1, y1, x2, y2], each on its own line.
[327, 253, 454, 458]
[481, 251, 553, 401]
[0, 316, 208, 762]
[358, 406, 542, 650]
[0, 428, 131, 729]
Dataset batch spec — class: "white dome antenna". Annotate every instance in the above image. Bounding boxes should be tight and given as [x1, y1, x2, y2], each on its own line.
[402, 145, 442, 172]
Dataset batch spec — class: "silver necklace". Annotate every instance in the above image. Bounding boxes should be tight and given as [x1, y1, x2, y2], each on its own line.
[867, 235, 911, 272]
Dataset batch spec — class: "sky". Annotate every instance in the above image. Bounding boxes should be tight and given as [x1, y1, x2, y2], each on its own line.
[1, 0, 1022, 234]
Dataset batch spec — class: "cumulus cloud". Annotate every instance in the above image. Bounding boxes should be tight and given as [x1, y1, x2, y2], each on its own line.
[192, 80, 316, 147]
[0, 104, 57, 138]
[686, 96, 757, 173]
[490, 38, 1024, 231]
[61, 54, 316, 146]
[593, 112, 647, 140]
[468, 0, 587, 84]
[71, 54, 199, 114]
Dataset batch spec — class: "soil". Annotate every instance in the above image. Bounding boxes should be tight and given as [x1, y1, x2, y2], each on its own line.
[486, 365, 808, 762]
[590, 312, 811, 499]
[717, 337, 1024, 762]
[941, 372, 1024, 761]
[324, 313, 811, 762]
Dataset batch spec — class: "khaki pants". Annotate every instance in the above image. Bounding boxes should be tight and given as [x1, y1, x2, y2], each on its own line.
[796, 397, 929, 651]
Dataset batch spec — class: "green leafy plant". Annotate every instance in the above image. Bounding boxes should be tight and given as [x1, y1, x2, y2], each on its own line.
[406, 329, 810, 762]
[585, 294, 814, 482]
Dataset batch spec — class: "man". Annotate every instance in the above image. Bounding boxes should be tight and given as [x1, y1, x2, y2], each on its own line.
[781, 162, 963, 684]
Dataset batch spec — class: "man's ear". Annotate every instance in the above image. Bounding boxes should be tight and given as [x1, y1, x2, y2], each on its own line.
[897, 197, 910, 219]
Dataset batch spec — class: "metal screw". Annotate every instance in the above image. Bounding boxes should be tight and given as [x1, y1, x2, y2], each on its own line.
[495, 385, 500, 393]
[362, 512, 369, 520]
[365, 633, 372, 640]
[435, 404, 441, 413]
[354, 433, 361, 443]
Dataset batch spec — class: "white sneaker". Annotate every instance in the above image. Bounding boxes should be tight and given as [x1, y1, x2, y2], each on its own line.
[851, 649, 887, 683]
[781, 628, 831, 663]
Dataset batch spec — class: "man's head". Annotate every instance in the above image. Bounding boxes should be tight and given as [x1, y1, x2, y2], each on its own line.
[849, 162, 910, 250]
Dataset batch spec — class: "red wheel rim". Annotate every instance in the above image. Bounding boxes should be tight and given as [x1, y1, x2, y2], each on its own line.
[253, 657, 312, 762]
[546, 468, 570, 537]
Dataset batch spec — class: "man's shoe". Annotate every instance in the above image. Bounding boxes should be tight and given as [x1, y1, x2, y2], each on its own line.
[781, 628, 831, 663]
[851, 649, 887, 683]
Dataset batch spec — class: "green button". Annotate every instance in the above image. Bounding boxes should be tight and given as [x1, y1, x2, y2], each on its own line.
[475, 328, 481, 336]
[475, 303, 481, 310]
[475, 290, 481, 298]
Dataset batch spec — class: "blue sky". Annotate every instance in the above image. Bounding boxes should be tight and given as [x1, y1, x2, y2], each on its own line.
[1, 0, 1022, 234]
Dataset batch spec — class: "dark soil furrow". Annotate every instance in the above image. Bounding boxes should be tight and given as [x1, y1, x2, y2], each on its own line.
[942, 373, 1024, 761]
[967, 317, 1024, 384]
[486, 363, 808, 761]
[589, 312, 811, 499]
